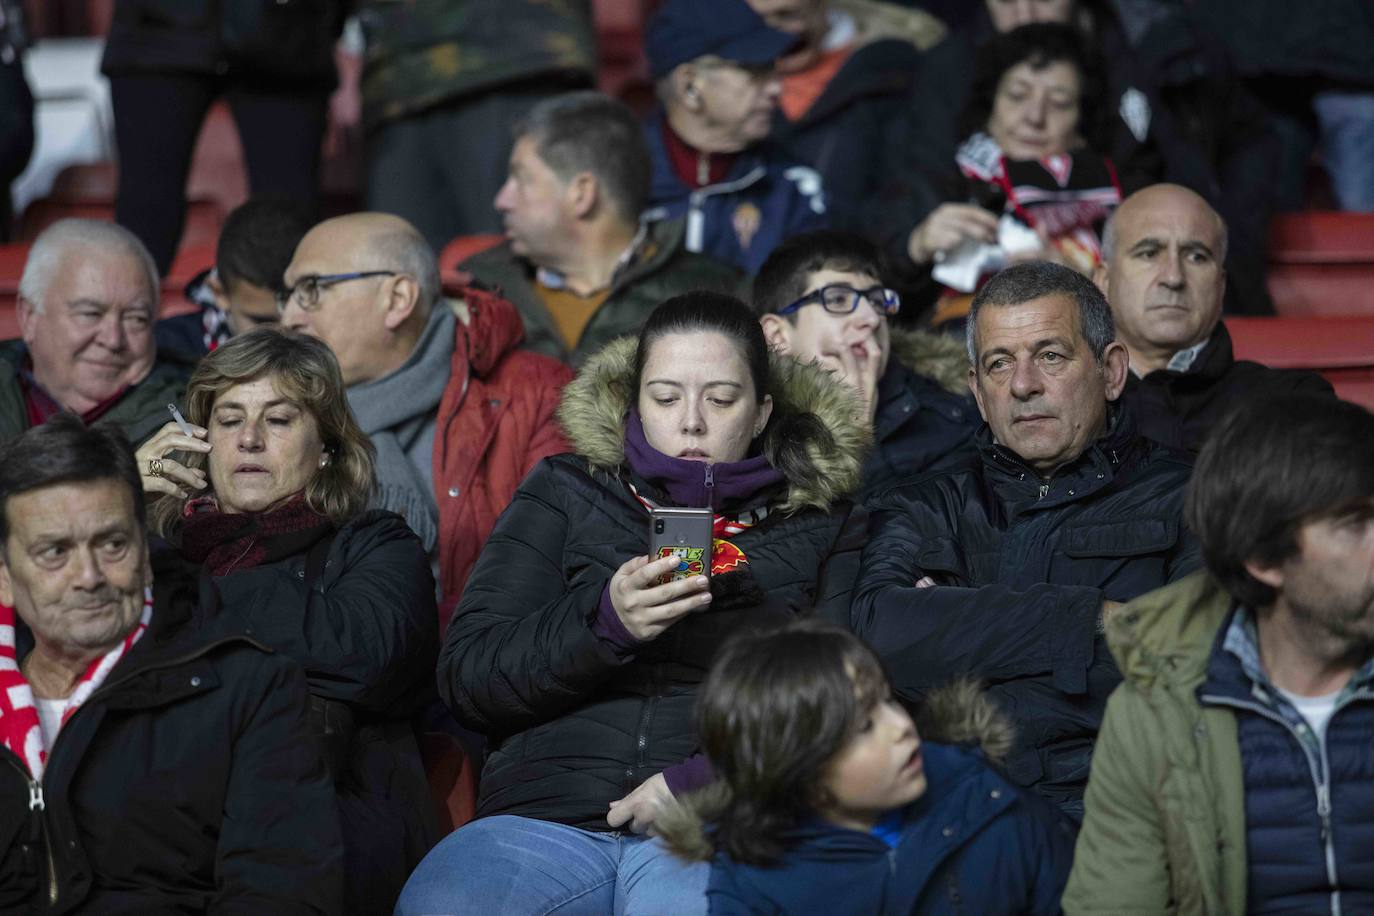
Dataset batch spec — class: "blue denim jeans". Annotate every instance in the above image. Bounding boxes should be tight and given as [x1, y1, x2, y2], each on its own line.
[395, 815, 711, 916]
[1315, 90, 1374, 212]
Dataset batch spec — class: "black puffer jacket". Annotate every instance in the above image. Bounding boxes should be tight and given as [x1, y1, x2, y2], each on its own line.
[0, 555, 342, 915]
[207, 511, 440, 916]
[440, 339, 869, 831]
[852, 406, 1201, 822]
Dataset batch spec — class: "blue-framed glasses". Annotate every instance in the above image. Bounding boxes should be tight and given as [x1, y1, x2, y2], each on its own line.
[778, 283, 901, 318]
[276, 271, 398, 313]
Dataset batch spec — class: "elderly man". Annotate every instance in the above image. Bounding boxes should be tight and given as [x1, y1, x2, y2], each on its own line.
[464, 91, 740, 367]
[1066, 394, 1374, 914]
[1097, 183, 1333, 452]
[0, 414, 341, 912]
[0, 219, 188, 445]
[643, 0, 828, 273]
[281, 212, 571, 623]
[852, 261, 1201, 822]
[752, 229, 977, 497]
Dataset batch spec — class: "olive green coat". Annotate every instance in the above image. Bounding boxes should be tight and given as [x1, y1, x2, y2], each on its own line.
[0, 341, 190, 447]
[1063, 572, 1249, 915]
[462, 219, 742, 367]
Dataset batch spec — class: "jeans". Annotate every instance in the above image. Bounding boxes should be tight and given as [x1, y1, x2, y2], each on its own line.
[1314, 90, 1374, 212]
[394, 815, 710, 916]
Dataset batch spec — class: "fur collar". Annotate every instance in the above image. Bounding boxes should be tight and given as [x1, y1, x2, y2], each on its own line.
[889, 327, 971, 396]
[556, 337, 870, 513]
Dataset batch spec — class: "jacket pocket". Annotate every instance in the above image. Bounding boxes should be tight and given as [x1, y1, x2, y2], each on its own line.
[1053, 518, 1179, 596]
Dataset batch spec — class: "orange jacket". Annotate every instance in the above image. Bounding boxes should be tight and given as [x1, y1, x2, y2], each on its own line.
[434, 286, 573, 628]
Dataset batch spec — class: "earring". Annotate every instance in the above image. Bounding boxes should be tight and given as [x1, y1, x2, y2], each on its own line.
[319, 454, 330, 469]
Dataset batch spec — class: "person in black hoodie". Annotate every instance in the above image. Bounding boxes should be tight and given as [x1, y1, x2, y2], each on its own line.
[0, 414, 341, 915]
[140, 329, 440, 916]
[398, 292, 868, 916]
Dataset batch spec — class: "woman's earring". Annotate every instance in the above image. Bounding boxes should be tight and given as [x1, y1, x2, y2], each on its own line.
[319, 454, 330, 469]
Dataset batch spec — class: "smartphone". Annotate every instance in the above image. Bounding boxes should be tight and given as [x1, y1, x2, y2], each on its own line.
[648, 507, 714, 586]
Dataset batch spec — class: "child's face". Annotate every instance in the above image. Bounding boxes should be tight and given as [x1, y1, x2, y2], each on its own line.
[817, 697, 927, 832]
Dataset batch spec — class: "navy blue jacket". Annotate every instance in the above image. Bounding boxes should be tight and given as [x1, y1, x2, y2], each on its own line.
[863, 358, 977, 500]
[1199, 611, 1374, 914]
[852, 407, 1201, 820]
[708, 743, 1073, 915]
[643, 112, 828, 274]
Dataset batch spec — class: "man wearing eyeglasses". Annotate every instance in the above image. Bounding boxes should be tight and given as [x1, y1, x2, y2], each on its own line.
[281, 212, 572, 625]
[641, 0, 829, 274]
[753, 230, 977, 497]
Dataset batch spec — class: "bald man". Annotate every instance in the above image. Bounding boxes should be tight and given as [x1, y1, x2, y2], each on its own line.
[1095, 184, 1331, 452]
[282, 213, 572, 623]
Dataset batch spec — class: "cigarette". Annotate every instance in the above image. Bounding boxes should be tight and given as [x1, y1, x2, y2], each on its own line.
[167, 403, 195, 437]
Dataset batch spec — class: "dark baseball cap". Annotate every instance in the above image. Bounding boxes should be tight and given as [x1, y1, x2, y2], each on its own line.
[644, 0, 800, 80]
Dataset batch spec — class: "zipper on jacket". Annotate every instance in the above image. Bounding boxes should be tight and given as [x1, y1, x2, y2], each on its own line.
[704, 464, 714, 494]
[1037, 483, 1049, 501]
[4, 754, 56, 906]
[1200, 692, 1343, 913]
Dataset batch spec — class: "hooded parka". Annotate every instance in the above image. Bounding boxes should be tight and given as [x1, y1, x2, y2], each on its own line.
[439, 338, 870, 830]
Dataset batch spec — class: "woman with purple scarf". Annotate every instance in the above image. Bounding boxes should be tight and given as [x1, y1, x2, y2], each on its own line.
[398, 292, 869, 915]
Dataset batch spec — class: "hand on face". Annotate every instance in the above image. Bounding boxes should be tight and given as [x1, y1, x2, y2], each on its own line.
[136, 420, 211, 500]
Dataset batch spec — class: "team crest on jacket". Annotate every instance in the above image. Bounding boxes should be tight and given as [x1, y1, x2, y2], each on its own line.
[732, 203, 762, 250]
[710, 539, 747, 575]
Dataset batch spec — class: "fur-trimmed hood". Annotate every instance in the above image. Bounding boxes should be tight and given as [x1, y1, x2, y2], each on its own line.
[890, 327, 970, 396]
[658, 680, 1015, 862]
[555, 337, 871, 514]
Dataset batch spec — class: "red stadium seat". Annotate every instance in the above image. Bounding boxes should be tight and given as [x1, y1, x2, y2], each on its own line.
[0, 243, 29, 340]
[1226, 316, 1374, 409]
[419, 732, 478, 834]
[1267, 212, 1374, 317]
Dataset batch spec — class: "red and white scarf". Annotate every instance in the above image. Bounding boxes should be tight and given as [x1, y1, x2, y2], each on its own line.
[0, 589, 153, 781]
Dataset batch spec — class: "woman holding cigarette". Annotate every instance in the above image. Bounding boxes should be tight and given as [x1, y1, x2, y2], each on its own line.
[135, 327, 439, 915]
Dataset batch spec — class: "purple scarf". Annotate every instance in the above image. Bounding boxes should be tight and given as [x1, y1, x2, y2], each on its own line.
[622, 408, 784, 510]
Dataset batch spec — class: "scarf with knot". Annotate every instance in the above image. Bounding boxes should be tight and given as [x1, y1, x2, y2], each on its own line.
[180, 493, 333, 577]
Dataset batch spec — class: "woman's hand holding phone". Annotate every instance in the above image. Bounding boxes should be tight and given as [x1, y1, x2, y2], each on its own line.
[609, 555, 712, 642]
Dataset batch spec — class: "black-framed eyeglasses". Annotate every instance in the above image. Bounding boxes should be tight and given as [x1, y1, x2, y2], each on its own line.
[778, 284, 901, 318]
[276, 271, 398, 313]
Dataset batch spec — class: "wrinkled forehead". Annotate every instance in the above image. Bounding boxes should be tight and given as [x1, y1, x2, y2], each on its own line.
[3, 479, 142, 545]
[1118, 195, 1225, 252]
[975, 294, 1083, 354]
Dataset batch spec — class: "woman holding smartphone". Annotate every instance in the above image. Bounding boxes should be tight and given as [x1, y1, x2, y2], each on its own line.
[398, 292, 868, 916]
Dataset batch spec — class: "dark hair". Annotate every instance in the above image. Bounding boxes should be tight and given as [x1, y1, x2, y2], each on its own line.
[216, 196, 313, 293]
[0, 414, 145, 544]
[1187, 394, 1374, 609]
[635, 291, 772, 402]
[967, 260, 1115, 364]
[515, 91, 652, 223]
[959, 22, 1109, 154]
[695, 620, 890, 865]
[751, 230, 885, 319]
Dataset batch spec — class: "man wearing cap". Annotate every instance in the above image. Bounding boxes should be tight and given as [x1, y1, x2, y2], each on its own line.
[642, 0, 829, 274]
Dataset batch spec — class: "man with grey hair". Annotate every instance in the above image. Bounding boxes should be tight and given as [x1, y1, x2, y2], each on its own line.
[852, 260, 1201, 822]
[1096, 183, 1332, 452]
[0, 218, 189, 445]
[281, 211, 572, 620]
[464, 90, 740, 366]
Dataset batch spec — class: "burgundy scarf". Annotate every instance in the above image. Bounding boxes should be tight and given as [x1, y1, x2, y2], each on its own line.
[180, 494, 333, 577]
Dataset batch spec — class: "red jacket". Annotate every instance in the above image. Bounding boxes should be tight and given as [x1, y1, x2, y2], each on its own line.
[434, 286, 573, 628]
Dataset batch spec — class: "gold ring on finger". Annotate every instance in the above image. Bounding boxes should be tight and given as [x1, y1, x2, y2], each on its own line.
[148, 458, 164, 478]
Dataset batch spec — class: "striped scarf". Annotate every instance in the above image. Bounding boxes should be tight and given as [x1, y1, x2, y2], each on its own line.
[0, 589, 153, 781]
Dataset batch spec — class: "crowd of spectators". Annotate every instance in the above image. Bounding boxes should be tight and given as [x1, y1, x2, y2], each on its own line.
[0, 0, 1371, 914]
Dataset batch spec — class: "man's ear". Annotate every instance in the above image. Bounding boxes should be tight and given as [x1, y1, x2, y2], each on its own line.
[16, 296, 39, 347]
[1100, 340, 1130, 402]
[206, 271, 231, 311]
[0, 552, 13, 610]
[568, 172, 597, 220]
[968, 366, 988, 423]
[1092, 262, 1109, 298]
[381, 275, 422, 331]
[674, 64, 703, 111]
[759, 314, 793, 354]
[1243, 558, 1284, 591]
